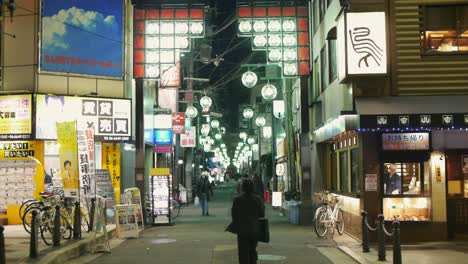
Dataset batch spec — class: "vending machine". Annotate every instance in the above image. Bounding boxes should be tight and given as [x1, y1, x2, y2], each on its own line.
[150, 168, 172, 225]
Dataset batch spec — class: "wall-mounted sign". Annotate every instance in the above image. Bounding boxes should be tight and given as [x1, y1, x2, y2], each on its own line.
[273, 100, 285, 119]
[365, 174, 378, 192]
[0, 94, 32, 139]
[36, 94, 131, 142]
[154, 129, 172, 145]
[57, 121, 79, 197]
[180, 127, 196, 148]
[276, 163, 285, 176]
[382, 133, 430, 151]
[172, 112, 185, 134]
[154, 145, 173, 153]
[346, 12, 387, 75]
[361, 113, 468, 129]
[154, 114, 172, 129]
[77, 128, 95, 196]
[0, 142, 35, 159]
[158, 89, 178, 113]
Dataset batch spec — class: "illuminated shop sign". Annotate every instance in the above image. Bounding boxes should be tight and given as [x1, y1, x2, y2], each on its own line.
[154, 129, 173, 145]
[35, 94, 131, 142]
[0, 94, 33, 140]
[382, 133, 430, 151]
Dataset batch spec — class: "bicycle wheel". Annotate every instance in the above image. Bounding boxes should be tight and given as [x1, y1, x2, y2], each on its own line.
[314, 207, 328, 238]
[60, 214, 72, 240]
[22, 206, 41, 234]
[170, 200, 180, 222]
[19, 199, 37, 219]
[40, 219, 54, 246]
[80, 210, 90, 232]
[335, 209, 344, 235]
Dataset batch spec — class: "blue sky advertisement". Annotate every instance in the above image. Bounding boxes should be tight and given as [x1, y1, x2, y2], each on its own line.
[40, 0, 123, 77]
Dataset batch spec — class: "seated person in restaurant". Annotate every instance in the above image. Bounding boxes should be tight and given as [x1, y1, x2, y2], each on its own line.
[384, 163, 402, 195]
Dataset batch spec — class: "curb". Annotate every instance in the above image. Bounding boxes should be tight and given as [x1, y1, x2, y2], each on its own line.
[19, 227, 118, 264]
[337, 246, 367, 264]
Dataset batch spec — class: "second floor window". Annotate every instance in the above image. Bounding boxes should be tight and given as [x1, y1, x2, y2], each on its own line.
[420, 4, 468, 54]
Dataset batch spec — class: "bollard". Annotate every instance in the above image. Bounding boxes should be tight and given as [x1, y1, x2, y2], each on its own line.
[393, 221, 402, 264]
[0, 225, 5, 264]
[29, 210, 38, 259]
[73, 202, 81, 239]
[89, 198, 96, 232]
[53, 206, 61, 246]
[361, 211, 370, 253]
[377, 214, 386, 261]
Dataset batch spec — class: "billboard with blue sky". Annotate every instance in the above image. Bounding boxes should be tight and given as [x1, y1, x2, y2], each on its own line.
[41, 0, 123, 77]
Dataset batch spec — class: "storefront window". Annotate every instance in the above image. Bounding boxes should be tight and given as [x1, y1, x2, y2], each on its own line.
[351, 148, 360, 193]
[331, 152, 338, 191]
[383, 162, 425, 195]
[339, 151, 349, 192]
[383, 197, 431, 221]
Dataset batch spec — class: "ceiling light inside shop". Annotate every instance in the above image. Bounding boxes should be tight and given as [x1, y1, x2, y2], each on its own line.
[190, 22, 204, 34]
[145, 64, 160, 78]
[160, 22, 174, 34]
[239, 20, 252, 33]
[283, 63, 298, 76]
[268, 35, 281, 47]
[146, 21, 159, 34]
[253, 35, 267, 47]
[253, 20, 267, 32]
[175, 22, 189, 34]
[283, 35, 297, 46]
[146, 36, 159, 49]
[268, 49, 282, 62]
[283, 19, 296, 31]
[268, 20, 281, 32]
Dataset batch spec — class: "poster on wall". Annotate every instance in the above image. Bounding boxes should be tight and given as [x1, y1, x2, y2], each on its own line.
[115, 204, 139, 238]
[0, 94, 33, 140]
[77, 128, 95, 196]
[40, 0, 123, 77]
[346, 12, 387, 75]
[180, 127, 196, 148]
[35, 94, 131, 141]
[95, 169, 116, 223]
[158, 89, 178, 113]
[57, 121, 79, 197]
[172, 113, 185, 134]
[102, 143, 121, 204]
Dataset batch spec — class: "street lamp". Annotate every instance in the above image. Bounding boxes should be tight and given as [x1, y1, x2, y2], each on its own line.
[239, 132, 247, 140]
[243, 108, 254, 119]
[178, 159, 184, 165]
[185, 105, 198, 118]
[255, 116, 266, 127]
[261, 84, 278, 101]
[210, 119, 220, 129]
[241, 71, 258, 88]
[215, 133, 222, 140]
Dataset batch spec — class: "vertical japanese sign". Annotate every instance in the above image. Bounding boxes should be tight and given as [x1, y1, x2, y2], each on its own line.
[172, 112, 185, 134]
[180, 127, 196, 148]
[56, 121, 79, 197]
[102, 143, 121, 203]
[0, 94, 32, 139]
[77, 128, 95, 196]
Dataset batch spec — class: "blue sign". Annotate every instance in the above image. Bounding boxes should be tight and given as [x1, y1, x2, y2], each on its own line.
[40, 0, 123, 77]
[154, 130, 172, 145]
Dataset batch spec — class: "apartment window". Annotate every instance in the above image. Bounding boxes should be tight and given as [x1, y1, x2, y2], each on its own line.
[421, 4, 468, 53]
[339, 151, 349, 192]
[331, 152, 338, 191]
[313, 0, 320, 33]
[328, 39, 337, 83]
[331, 136, 360, 194]
[320, 46, 328, 92]
[350, 148, 360, 193]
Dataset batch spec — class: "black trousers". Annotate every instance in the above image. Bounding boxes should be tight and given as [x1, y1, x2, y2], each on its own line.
[237, 235, 258, 264]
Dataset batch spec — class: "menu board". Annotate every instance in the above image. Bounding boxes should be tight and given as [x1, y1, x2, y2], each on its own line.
[115, 204, 139, 238]
[95, 169, 116, 223]
[0, 160, 37, 211]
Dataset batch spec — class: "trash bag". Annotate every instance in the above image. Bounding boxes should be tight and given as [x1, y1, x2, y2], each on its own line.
[194, 196, 200, 206]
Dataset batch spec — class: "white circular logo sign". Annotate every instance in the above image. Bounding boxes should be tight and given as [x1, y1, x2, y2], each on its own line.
[276, 164, 285, 176]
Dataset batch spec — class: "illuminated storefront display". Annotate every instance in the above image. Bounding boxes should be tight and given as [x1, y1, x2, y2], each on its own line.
[0, 94, 33, 140]
[237, 3, 310, 77]
[133, 7, 205, 86]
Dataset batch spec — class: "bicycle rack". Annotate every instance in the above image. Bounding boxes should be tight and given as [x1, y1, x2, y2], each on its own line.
[361, 211, 402, 264]
[29, 210, 38, 259]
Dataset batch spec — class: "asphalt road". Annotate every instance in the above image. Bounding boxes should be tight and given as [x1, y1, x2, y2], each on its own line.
[85, 183, 355, 264]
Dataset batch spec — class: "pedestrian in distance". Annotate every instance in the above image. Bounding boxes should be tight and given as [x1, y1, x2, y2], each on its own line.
[226, 178, 265, 264]
[196, 170, 212, 216]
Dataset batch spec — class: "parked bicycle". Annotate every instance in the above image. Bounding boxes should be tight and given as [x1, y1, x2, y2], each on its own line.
[313, 191, 344, 237]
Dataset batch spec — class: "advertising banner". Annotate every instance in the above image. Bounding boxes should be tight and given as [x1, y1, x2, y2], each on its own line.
[0, 94, 32, 139]
[150, 168, 172, 224]
[95, 169, 116, 223]
[172, 113, 185, 134]
[158, 89, 177, 113]
[102, 143, 121, 204]
[154, 114, 172, 129]
[77, 128, 95, 196]
[124, 187, 144, 229]
[36, 94, 131, 142]
[0, 142, 35, 159]
[180, 127, 196, 148]
[115, 204, 140, 238]
[40, 0, 123, 77]
[56, 121, 79, 197]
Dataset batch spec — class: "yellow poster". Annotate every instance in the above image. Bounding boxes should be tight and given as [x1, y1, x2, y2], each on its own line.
[0, 94, 32, 136]
[102, 143, 121, 203]
[57, 122, 79, 197]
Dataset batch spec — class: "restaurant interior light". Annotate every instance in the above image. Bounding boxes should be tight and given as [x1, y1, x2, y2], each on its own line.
[241, 71, 258, 88]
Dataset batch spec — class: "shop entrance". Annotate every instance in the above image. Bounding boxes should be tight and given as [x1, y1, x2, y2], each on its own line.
[446, 151, 468, 239]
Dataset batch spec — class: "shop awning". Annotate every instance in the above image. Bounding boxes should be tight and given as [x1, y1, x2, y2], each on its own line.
[313, 114, 358, 142]
[356, 96, 468, 129]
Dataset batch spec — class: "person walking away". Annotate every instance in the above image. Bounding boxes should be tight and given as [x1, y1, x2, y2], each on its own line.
[196, 171, 212, 216]
[228, 178, 265, 264]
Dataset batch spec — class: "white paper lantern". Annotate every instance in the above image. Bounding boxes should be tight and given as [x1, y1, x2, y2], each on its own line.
[146, 21, 160, 34]
[200, 96, 212, 110]
[201, 124, 211, 136]
[283, 49, 297, 61]
[175, 22, 189, 34]
[283, 63, 298, 76]
[211, 119, 220, 129]
[247, 137, 255, 145]
[145, 64, 160, 78]
[253, 20, 267, 32]
[261, 84, 278, 101]
[243, 108, 254, 119]
[185, 105, 198, 118]
[283, 20, 296, 32]
[268, 20, 281, 32]
[190, 22, 204, 34]
[241, 71, 258, 88]
[283, 35, 297, 46]
[253, 35, 267, 47]
[160, 22, 174, 34]
[268, 49, 282, 62]
[255, 116, 266, 127]
[268, 35, 281, 47]
[238, 20, 252, 33]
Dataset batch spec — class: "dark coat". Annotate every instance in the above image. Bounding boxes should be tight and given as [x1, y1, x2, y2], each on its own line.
[196, 177, 212, 199]
[228, 193, 265, 239]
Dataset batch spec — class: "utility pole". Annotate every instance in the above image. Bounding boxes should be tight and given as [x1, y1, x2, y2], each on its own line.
[282, 78, 296, 191]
